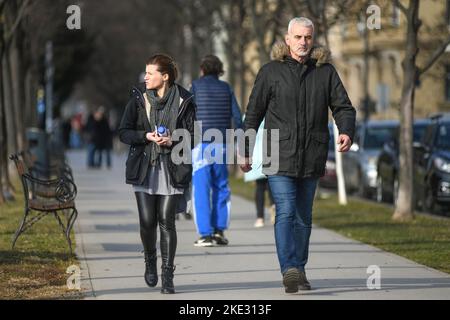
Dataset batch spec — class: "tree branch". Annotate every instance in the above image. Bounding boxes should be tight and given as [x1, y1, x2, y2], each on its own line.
[0, 0, 7, 13]
[393, 0, 408, 16]
[418, 35, 450, 76]
[305, 0, 320, 19]
[5, 0, 31, 46]
[286, 0, 299, 17]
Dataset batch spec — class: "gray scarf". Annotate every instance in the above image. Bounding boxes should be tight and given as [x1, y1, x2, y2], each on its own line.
[146, 85, 180, 166]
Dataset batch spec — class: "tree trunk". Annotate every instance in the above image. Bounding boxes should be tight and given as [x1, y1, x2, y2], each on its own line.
[10, 33, 25, 151]
[2, 47, 18, 148]
[223, 4, 236, 89]
[2, 49, 18, 192]
[0, 48, 6, 204]
[393, 0, 420, 221]
[239, 40, 246, 108]
[24, 67, 33, 129]
[27, 68, 39, 128]
[249, 0, 270, 64]
[362, 20, 370, 122]
[238, 1, 246, 107]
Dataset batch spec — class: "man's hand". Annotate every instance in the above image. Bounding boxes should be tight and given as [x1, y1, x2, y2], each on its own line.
[337, 134, 352, 152]
[239, 156, 252, 173]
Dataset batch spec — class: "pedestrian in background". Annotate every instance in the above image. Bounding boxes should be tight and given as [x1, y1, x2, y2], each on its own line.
[191, 54, 243, 247]
[92, 106, 113, 169]
[84, 112, 97, 168]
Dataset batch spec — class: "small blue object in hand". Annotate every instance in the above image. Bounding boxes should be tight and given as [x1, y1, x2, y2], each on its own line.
[157, 126, 168, 137]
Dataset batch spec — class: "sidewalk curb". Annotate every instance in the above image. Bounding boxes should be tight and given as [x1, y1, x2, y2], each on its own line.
[74, 218, 96, 299]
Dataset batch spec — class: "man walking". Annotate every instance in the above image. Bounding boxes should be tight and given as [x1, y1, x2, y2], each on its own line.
[240, 17, 356, 293]
[191, 55, 243, 246]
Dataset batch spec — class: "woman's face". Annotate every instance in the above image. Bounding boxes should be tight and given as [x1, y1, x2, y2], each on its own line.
[144, 64, 168, 90]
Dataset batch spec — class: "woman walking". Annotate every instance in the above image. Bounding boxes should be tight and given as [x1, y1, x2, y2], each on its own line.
[119, 54, 196, 294]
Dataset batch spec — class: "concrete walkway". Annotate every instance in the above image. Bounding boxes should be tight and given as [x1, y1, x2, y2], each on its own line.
[68, 150, 450, 300]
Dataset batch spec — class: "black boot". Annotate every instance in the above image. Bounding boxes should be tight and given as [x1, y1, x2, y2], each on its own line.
[144, 251, 158, 287]
[160, 265, 175, 294]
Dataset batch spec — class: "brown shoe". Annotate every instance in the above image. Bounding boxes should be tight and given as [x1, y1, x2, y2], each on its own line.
[282, 268, 300, 293]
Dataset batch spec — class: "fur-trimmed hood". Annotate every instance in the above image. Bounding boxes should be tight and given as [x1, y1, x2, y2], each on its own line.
[270, 41, 331, 66]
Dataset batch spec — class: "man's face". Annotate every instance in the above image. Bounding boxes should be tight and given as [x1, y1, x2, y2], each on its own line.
[144, 64, 167, 90]
[285, 24, 314, 60]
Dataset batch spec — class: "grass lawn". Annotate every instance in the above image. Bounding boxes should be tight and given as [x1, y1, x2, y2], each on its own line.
[229, 176, 450, 274]
[0, 183, 82, 299]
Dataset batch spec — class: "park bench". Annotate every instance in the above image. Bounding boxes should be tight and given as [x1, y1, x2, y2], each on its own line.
[19, 149, 73, 181]
[9, 153, 78, 254]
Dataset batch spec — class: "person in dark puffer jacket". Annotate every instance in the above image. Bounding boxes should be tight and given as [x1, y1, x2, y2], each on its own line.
[240, 17, 356, 294]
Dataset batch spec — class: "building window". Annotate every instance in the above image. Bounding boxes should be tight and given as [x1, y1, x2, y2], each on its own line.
[376, 83, 390, 113]
[446, 65, 450, 102]
[392, 5, 400, 27]
[340, 23, 348, 40]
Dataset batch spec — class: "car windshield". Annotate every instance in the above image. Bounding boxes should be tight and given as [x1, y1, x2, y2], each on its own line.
[436, 124, 450, 149]
[413, 124, 428, 142]
[364, 126, 396, 149]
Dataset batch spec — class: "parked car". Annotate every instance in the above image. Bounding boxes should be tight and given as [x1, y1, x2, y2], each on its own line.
[376, 118, 431, 204]
[413, 114, 450, 215]
[343, 120, 399, 197]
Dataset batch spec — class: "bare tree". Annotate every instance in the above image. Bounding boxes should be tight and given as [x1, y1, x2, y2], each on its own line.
[0, 0, 73, 201]
[393, 0, 450, 221]
[248, 0, 285, 64]
[0, 57, 5, 203]
[216, 0, 252, 105]
[0, 0, 32, 199]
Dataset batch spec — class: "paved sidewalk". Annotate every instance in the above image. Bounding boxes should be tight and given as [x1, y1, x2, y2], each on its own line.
[68, 150, 450, 300]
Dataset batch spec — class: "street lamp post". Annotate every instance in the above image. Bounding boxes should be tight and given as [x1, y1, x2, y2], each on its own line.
[45, 41, 54, 134]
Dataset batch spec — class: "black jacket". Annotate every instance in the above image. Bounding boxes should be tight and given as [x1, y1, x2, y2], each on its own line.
[244, 43, 356, 178]
[93, 117, 113, 150]
[118, 83, 196, 186]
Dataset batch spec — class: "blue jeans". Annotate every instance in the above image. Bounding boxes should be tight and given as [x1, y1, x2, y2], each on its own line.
[86, 143, 96, 167]
[268, 175, 318, 274]
[95, 149, 112, 168]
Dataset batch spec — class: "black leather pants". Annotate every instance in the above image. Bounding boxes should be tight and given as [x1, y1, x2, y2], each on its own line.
[135, 192, 179, 267]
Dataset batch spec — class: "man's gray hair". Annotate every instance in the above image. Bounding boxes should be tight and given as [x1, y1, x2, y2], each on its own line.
[288, 17, 315, 34]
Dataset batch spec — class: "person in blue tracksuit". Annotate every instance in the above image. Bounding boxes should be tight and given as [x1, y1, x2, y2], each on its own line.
[191, 55, 243, 246]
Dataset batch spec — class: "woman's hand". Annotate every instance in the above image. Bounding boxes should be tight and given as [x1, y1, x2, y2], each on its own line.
[146, 131, 159, 143]
[157, 135, 172, 147]
[146, 131, 172, 147]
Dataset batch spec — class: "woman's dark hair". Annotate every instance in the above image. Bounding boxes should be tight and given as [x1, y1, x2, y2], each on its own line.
[146, 54, 178, 86]
[200, 54, 224, 76]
